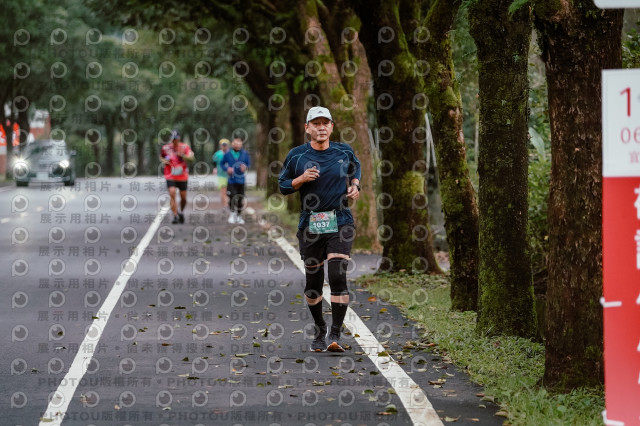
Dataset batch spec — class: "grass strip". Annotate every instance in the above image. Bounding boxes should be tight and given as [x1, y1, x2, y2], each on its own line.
[356, 272, 604, 425]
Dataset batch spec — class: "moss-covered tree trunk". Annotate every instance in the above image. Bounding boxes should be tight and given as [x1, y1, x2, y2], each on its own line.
[423, 0, 480, 311]
[243, 58, 278, 196]
[351, 1, 441, 273]
[105, 115, 116, 177]
[299, 0, 380, 251]
[535, 2, 623, 390]
[469, 0, 537, 338]
[285, 78, 307, 214]
[266, 111, 280, 197]
[254, 108, 268, 190]
[16, 108, 30, 145]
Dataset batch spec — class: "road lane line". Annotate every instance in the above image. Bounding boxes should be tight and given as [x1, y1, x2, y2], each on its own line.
[39, 204, 170, 425]
[274, 236, 444, 426]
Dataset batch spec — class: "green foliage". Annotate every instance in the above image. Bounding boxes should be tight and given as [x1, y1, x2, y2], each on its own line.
[451, 7, 479, 164]
[529, 127, 546, 162]
[4, 0, 257, 176]
[528, 156, 550, 278]
[528, 33, 551, 144]
[527, 33, 551, 280]
[357, 272, 604, 425]
[508, 0, 530, 15]
[623, 25, 640, 68]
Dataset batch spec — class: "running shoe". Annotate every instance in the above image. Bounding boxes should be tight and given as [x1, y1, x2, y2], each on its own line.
[310, 324, 327, 352]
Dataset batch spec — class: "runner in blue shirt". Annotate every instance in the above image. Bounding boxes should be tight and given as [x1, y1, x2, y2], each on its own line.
[222, 137, 251, 224]
[279, 106, 361, 352]
[212, 138, 230, 211]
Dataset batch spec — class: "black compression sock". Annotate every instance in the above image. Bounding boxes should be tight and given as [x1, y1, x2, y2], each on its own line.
[330, 302, 348, 333]
[308, 301, 325, 327]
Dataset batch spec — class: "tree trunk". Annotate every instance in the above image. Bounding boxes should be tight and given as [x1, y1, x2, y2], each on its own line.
[16, 108, 30, 146]
[301, 0, 381, 252]
[266, 109, 280, 197]
[351, 1, 441, 273]
[105, 117, 116, 177]
[349, 38, 380, 252]
[535, 2, 623, 390]
[255, 107, 268, 189]
[243, 58, 276, 194]
[423, 0, 480, 311]
[285, 79, 306, 214]
[137, 137, 146, 175]
[469, 0, 537, 338]
[122, 133, 129, 170]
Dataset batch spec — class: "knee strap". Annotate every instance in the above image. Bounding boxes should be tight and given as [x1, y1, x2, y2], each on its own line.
[304, 265, 324, 299]
[328, 258, 349, 296]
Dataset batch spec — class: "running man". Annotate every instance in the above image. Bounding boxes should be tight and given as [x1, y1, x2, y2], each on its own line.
[212, 138, 230, 210]
[278, 106, 361, 352]
[160, 130, 194, 224]
[222, 137, 251, 224]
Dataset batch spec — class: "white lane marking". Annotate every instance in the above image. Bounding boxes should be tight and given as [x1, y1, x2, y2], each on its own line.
[274, 236, 444, 426]
[39, 204, 170, 425]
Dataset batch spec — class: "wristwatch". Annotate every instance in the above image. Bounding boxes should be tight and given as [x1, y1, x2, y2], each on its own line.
[351, 183, 361, 191]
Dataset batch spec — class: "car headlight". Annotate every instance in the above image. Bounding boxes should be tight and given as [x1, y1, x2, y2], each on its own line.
[59, 160, 70, 168]
[13, 159, 28, 170]
[13, 160, 29, 177]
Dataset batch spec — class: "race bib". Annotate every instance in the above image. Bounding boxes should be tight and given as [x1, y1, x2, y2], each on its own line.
[309, 210, 338, 234]
[171, 166, 183, 176]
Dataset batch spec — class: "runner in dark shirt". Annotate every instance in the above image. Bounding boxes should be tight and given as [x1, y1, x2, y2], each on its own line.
[279, 106, 362, 352]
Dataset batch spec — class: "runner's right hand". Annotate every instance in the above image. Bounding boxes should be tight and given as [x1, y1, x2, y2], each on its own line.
[303, 166, 319, 182]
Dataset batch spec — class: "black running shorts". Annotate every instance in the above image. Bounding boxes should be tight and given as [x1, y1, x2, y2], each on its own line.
[166, 180, 188, 191]
[296, 224, 355, 266]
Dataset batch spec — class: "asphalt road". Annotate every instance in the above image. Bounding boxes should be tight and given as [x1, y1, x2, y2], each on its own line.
[0, 176, 502, 426]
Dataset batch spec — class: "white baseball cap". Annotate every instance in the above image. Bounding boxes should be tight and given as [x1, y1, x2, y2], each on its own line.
[306, 106, 333, 123]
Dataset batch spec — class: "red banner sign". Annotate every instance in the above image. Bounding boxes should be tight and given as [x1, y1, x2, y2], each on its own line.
[602, 70, 640, 426]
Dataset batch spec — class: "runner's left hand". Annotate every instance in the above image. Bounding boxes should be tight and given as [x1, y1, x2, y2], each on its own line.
[347, 185, 359, 199]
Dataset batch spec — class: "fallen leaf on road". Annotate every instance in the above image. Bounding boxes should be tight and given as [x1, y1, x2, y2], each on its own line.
[494, 410, 509, 418]
[384, 404, 398, 413]
[444, 416, 460, 422]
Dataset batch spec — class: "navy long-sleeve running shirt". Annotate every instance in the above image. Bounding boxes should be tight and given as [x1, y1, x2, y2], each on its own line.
[279, 141, 362, 229]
